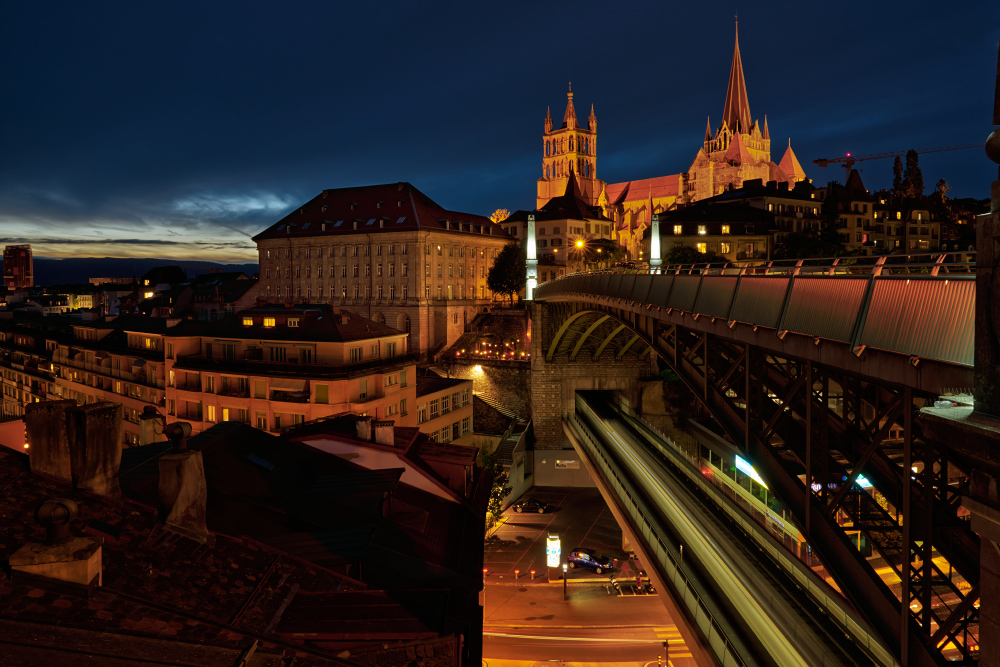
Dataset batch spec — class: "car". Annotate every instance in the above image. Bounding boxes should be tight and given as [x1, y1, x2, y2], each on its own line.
[511, 497, 549, 514]
[567, 548, 614, 574]
[615, 260, 636, 269]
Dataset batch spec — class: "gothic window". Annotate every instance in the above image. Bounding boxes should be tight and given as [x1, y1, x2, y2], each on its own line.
[546, 141, 550, 156]
[545, 165, 549, 179]
[569, 136, 574, 151]
[584, 138, 589, 154]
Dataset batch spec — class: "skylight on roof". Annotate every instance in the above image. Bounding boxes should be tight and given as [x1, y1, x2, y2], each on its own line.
[396, 216, 406, 224]
[334, 220, 343, 227]
[302, 222, 311, 229]
[366, 218, 376, 225]
[277, 224, 285, 231]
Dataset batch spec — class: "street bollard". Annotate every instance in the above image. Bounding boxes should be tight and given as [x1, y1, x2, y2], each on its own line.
[530, 569, 536, 580]
[515, 569, 519, 580]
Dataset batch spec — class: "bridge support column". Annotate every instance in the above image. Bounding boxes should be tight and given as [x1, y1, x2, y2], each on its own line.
[924, 62, 1000, 666]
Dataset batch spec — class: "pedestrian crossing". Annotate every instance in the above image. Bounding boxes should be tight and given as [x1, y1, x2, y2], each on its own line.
[653, 625, 694, 663]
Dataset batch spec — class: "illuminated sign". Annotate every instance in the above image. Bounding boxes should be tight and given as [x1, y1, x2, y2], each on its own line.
[735, 456, 768, 489]
[855, 474, 873, 489]
[546, 534, 561, 567]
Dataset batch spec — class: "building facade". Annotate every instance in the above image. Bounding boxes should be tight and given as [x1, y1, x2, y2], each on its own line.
[253, 183, 514, 356]
[536, 85, 603, 209]
[3, 245, 33, 290]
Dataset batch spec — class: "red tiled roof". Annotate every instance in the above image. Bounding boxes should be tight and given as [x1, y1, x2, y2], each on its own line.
[252, 182, 512, 242]
[724, 131, 755, 165]
[778, 142, 807, 181]
[606, 175, 680, 204]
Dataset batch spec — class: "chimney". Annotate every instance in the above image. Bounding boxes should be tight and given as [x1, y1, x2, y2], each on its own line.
[157, 422, 210, 543]
[9, 498, 103, 588]
[373, 419, 395, 446]
[25, 401, 123, 499]
[356, 416, 373, 442]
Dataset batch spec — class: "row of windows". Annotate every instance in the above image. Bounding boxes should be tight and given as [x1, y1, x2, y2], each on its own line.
[265, 283, 491, 301]
[672, 224, 749, 235]
[417, 389, 472, 423]
[430, 417, 471, 443]
[545, 136, 591, 156]
[264, 244, 409, 260]
[545, 159, 592, 179]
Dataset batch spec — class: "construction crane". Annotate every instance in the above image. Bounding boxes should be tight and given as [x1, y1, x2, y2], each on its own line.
[813, 143, 985, 176]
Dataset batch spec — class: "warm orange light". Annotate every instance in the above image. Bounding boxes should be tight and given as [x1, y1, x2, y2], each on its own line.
[575, 240, 584, 248]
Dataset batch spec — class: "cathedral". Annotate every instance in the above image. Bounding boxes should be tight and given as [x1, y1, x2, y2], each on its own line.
[534, 23, 807, 258]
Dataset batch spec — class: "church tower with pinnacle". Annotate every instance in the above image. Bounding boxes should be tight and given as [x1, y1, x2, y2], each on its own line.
[682, 21, 805, 203]
[536, 83, 604, 209]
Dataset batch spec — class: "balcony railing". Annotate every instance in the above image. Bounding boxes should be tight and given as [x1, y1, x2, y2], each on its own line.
[173, 352, 420, 379]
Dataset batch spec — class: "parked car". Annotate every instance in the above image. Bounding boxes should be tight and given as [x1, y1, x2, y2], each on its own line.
[511, 497, 549, 513]
[615, 260, 636, 269]
[567, 548, 614, 574]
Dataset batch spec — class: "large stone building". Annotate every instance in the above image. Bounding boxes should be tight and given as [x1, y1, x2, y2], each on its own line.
[534, 24, 808, 261]
[253, 182, 514, 356]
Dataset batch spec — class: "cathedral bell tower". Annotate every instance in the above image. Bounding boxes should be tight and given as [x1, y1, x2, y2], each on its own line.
[537, 83, 604, 209]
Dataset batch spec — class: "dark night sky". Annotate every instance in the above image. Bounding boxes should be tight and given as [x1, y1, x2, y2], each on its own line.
[1, 1, 997, 262]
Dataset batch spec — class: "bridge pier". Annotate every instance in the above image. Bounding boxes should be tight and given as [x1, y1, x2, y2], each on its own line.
[921, 75, 1000, 666]
[529, 301, 656, 485]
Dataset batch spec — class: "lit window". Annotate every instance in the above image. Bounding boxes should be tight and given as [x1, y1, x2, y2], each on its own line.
[288, 318, 299, 327]
[721, 225, 730, 234]
[697, 225, 707, 235]
[696, 243, 707, 253]
[242, 317, 253, 326]
[144, 291, 154, 299]
[673, 225, 682, 235]
[263, 317, 276, 327]
[720, 242, 731, 254]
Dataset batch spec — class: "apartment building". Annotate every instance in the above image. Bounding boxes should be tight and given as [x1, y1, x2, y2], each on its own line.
[165, 304, 417, 435]
[3, 245, 33, 289]
[415, 373, 474, 447]
[253, 182, 514, 356]
[646, 203, 774, 262]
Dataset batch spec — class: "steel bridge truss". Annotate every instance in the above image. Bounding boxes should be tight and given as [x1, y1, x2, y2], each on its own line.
[542, 303, 981, 667]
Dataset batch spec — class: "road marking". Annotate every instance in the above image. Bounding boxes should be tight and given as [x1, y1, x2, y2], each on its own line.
[484, 632, 662, 644]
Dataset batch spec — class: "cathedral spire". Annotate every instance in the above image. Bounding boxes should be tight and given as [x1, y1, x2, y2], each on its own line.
[563, 82, 577, 129]
[722, 21, 752, 134]
[588, 103, 596, 131]
[762, 114, 770, 140]
[545, 106, 553, 133]
[705, 116, 712, 142]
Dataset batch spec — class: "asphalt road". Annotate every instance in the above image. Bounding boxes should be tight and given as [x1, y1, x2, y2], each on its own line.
[483, 488, 697, 666]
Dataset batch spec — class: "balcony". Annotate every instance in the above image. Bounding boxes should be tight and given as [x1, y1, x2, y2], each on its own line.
[174, 352, 420, 379]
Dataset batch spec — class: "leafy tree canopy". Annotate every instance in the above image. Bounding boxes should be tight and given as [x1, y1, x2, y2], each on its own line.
[480, 450, 510, 519]
[487, 243, 525, 304]
[664, 245, 724, 265]
[490, 208, 511, 224]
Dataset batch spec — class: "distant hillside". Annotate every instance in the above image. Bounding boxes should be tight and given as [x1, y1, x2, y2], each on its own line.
[0, 257, 258, 286]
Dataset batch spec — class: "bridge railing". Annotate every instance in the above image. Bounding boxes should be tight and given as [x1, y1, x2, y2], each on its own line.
[566, 251, 976, 278]
[536, 252, 976, 368]
[566, 410, 750, 667]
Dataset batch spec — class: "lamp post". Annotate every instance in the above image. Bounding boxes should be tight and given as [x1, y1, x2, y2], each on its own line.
[562, 563, 568, 600]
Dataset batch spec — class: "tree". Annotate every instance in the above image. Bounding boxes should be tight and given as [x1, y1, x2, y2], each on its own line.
[892, 156, 904, 197]
[480, 449, 510, 521]
[935, 178, 951, 204]
[903, 149, 923, 198]
[490, 208, 511, 224]
[487, 243, 525, 305]
[663, 245, 724, 265]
